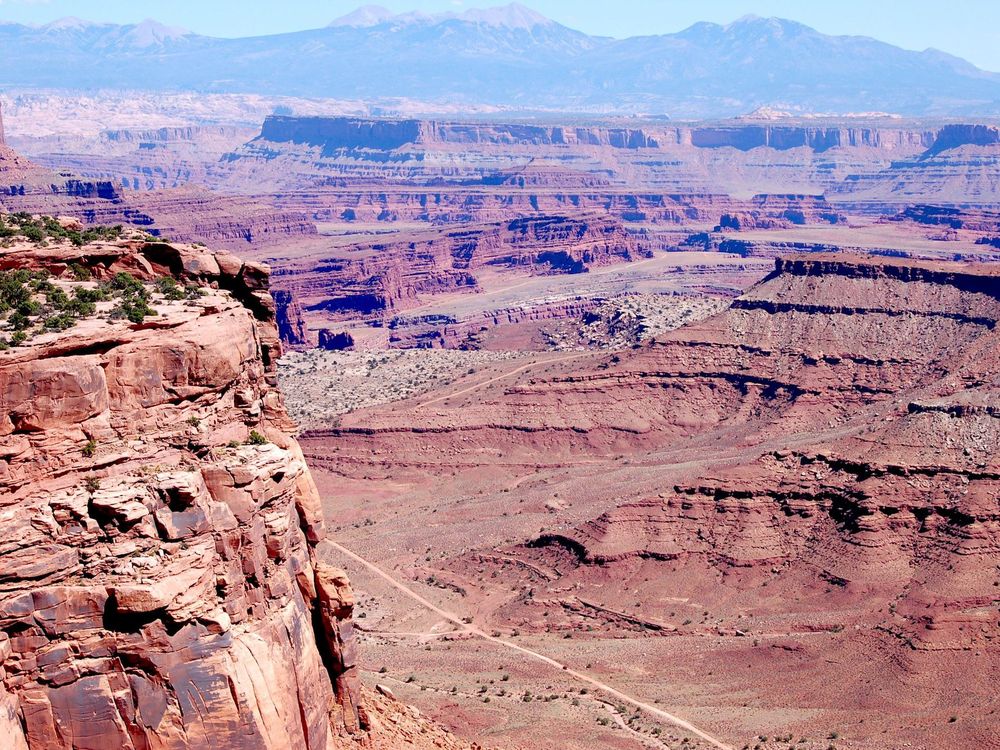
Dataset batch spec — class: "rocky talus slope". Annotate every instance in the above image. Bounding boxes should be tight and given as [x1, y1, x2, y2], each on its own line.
[0, 233, 476, 749]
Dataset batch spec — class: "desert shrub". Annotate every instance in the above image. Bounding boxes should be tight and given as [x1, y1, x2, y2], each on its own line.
[0, 270, 33, 312]
[156, 276, 186, 301]
[67, 263, 91, 280]
[246, 430, 269, 446]
[110, 272, 147, 296]
[21, 225, 44, 243]
[44, 313, 76, 331]
[7, 312, 30, 331]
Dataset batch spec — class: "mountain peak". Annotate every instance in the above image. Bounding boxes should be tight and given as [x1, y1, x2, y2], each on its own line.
[724, 15, 813, 35]
[330, 3, 553, 31]
[121, 19, 192, 47]
[41, 17, 104, 31]
[459, 3, 552, 29]
[329, 5, 396, 28]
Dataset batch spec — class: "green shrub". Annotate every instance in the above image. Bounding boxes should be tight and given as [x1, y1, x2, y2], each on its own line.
[44, 313, 76, 331]
[0, 270, 32, 312]
[156, 277, 186, 301]
[8, 312, 30, 331]
[111, 272, 147, 296]
[17, 299, 41, 316]
[246, 430, 269, 446]
[21, 225, 44, 243]
[74, 287, 107, 304]
[82, 439, 97, 458]
[67, 263, 91, 280]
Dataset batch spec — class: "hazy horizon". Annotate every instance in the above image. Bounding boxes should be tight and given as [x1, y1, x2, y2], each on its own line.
[1, 0, 999, 73]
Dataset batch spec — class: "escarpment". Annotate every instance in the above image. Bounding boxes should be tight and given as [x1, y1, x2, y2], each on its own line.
[299, 252, 1000, 746]
[308, 253, 1000, 649]
[0, 139, 316, 251]
[256, 116, 935, 155]
[0, 230, 473, 749]
[268, 213, 647, 329]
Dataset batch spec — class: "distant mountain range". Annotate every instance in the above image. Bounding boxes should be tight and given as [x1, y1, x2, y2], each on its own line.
[1, 3, 999, 117]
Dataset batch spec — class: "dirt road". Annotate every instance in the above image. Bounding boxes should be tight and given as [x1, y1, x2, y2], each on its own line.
[326, 539, 736, 750]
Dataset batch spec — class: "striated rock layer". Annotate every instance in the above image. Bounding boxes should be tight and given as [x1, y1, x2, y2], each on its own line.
[268, 213, 647, 327]
[0, 236, 475, 749]
[304, 253, 1000, 747]
[0, 139, 316, 251]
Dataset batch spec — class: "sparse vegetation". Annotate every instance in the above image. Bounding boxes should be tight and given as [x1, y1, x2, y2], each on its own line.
[0, 218, 213, 345]
[82, 439, 97, 458]
[108, 272, 156, 324]
[246, 430, 269, 446]
[278, 349, 523, 429]
[0, 213, 125, 248]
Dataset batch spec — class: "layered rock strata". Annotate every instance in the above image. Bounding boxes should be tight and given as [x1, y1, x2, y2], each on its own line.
[310, 253, 1000, 649]
[300, 252, 1000, 746]
[0, 236, 410, 749]
[0, 140, 316, 251]
[268, 214, 647, 327]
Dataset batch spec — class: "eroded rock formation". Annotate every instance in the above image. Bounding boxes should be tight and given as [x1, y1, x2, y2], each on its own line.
[0, 140, 316, 251]
[269, 213, 647, 327]
[302, 253, 1000, 747]
[0, 235, 472, 749]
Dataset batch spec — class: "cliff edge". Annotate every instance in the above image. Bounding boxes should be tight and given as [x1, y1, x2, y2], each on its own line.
[0, 219, 475, 749]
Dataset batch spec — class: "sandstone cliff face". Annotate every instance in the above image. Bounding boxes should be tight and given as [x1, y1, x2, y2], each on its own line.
[0, 237, 362, 749]
[257, 116, 936, 155]
[226, 115, 935, 198]
[269, 213, 646, 328]
[0, 140, 316, 251]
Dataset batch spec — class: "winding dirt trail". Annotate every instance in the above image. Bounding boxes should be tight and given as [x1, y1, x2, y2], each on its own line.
[415, 351, 595, 409]
[326, 539, 736, 750]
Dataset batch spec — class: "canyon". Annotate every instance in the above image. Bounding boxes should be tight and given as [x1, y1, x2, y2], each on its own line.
[295, 254, 1000, 749]
[0, 228, 477, 749]
[1, 85, 999, 750]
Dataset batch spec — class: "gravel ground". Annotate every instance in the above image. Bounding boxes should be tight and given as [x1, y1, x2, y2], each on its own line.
[279, 348, 527, 430]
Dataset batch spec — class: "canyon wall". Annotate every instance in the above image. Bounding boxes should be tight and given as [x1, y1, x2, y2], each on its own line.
[228, 115, 1000, 206]
[310, 253, 1000, 649]
[0, 236, 439, 749]
[269, 213, 646, 327]
[0, 141, 317, 250]
[258, 115, 936, 154]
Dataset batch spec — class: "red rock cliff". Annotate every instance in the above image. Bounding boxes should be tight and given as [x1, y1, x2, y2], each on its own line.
[0, 235, 363, 749]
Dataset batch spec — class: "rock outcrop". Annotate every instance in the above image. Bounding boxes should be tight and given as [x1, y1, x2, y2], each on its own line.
[0, 232, 475, 749]
[268, 214, 647, 331]
[256, 116, 935, 155]
[0, 140, 316, 251]
[222, 115, 937, 199]
[302, 253, 1000, 747]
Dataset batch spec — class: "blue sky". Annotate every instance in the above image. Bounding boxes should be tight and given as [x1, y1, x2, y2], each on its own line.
[2, 0, 1000, 71]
